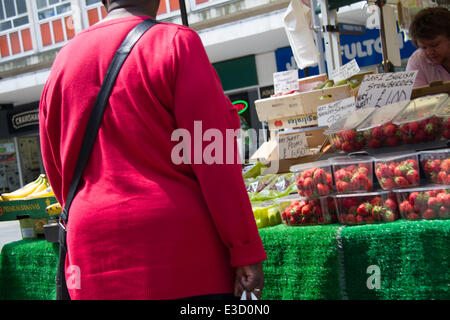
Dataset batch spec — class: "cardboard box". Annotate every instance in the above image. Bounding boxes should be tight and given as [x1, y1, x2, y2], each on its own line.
[298, 74, 328, 92]
[0, 197, 59, 221]
[255, 84, 352, 126]
[411, 81, 450, 99]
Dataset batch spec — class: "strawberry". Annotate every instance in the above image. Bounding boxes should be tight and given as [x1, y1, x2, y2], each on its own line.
[342, 197, 358, 209]
[399, 200, 413, 214]
[408, 121, 419, 134]
[371, 197, 383, 207]
[405, 159, 419, 170]
[437, 192, 450, 207]
[335, 169, 352, 182]
[440, 159, 450, 173]
[357, 203, 372, 217]
[317, 183, 330, 196]
[341, 141, 353, 152]
[427, 196, 442, 210]
[365, 215, 375, 224]
[342, 129, 356, 142]
[394, 176, 409, 188]
[379, 178, 394, 190]
[383, 209, 396, 222]
[444, 129, 450, 139]
[363, 130, 372, 139]
[351, 172, 369, 191]
[444, 117, 450, 129]
[313, 168, 328, 184]
[371, 206, 382, 220]
[385, 136, 400, 147]
[336, 180, 349, 193]
[356, 215, 365, 224]
[408, 192, 420, 206]
[346, 214, 356, 224]
[376, 164, 394, 178]
[371, 127, 384, 139]
[422, 209, 436, 220]
[301, 204, 312, 217]
[406, 169, 419, 185]
[407, 212, 420, 221]
[399, 123, 409, 134]
[382, 123, 396, 137]
[401, 134, 414, 144]
[357, 166, 369, 176]
[368, 138, 382, 149]
[384, 198, 397, 211]
[415, 129, 426, 142]
[303, 177, 314, 190]
[424, 122, 435, 135]
[437, 171, 448, 184]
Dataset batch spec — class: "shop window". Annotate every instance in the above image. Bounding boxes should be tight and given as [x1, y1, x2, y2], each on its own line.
[0, 139, 19, 193]
[17, 136, 42, 185]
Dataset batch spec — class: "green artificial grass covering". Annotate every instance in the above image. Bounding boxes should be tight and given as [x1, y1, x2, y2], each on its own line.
[0, 239, 58, 300]
[0, 220, 449, 300]
[339, 220, 450, 300]
[258, 224, 342, 300]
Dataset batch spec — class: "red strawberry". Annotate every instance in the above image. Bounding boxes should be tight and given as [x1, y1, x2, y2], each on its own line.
[336, 180, 349, 193]
[385, 136, 400, 147]
[303, 177, 314, 190]
[301, 204, 312, 217]
[408, 192, 420, 206]
[399, 123, 409, 134]
[371, 127, 384, 139]
[440, 159, 450, 173]
[399, 200, 413, 214]
[342, 129, 356, 142]
[357, 203, 372, 217]
[437, 171, 448, 184]
[365, 216, 375, 224]
[357, 166, 369, 176]
[371, 206, 383, 220]
[415, 130, 426, 142]
[356, 215, 365, 224]
[313, 168, 328, 184]
[342, 197, 358, 209]
[394, 176, 409, 188]
[335, 169, 352, 182]
[370, 197, 383, 207]
[383, 209, 396, 222]
[383, 123, 396, 137]
[317, 183, 330, 196]
[444, 128, 450, 139]
[408, 121, 419, 134]
[407, 212, 420, 221]
[406, 159, 419, 170]
[422, 209, 436, 220]
[406, 169, 419, 185]
[341, 141, 353, 152]
[346, 214, 356, 224]
[384, 198, 397, 211]
[427, 196, 441, 210]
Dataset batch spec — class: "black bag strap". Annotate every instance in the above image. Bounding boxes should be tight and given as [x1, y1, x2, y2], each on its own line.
[60, 18, 158, 225]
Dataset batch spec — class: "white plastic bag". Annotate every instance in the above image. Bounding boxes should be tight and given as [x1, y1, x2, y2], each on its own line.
[240, 291, 258, 300]
[283, 0, 319, 69]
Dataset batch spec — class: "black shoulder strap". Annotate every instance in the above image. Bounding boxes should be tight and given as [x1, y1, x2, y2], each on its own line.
[60, 18, 158, 224]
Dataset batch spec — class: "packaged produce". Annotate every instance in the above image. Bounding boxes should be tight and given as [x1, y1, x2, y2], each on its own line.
[374, 152, 420, 190]
[250, 173, 296, 201]
[277, 195, 337, 226]
[242, 161, 266, 179]
[324, 107, 376, 152]
[356, 100, 410, 148]
[330, 155, 374, 193]
[251, 201, 281, 229]
[247, 174, 277, 194]
[335, 191, 400, 225]
[394, 185, 450, 220]
[290, 160, 334, 199]
[420, 148, 450, 184]
[392, 93, 448, 144]
[435, 97, 450, 139]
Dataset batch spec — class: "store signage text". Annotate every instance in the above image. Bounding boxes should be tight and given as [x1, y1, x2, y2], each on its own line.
[11, 110, 39, 130]
[232, 100, 249, 114]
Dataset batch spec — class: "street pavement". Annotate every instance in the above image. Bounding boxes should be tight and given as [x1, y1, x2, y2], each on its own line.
[0, 221, 22, 251]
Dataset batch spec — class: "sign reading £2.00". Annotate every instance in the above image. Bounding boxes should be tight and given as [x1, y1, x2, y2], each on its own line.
[355, 71, 417, 109]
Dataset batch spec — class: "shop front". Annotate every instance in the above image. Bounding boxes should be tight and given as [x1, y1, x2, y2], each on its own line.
[0, 102, 43, 192]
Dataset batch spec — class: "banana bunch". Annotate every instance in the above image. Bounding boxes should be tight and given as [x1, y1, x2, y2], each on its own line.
[46, 202, 62, 215]
[1, 174, 55, 201]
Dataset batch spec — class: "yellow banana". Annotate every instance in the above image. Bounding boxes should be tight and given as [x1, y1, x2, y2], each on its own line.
[24, 180, 52, 199]
[1, 175, 45, 200]
[25, 186, 55, 199]
[46, 202, 62, 215]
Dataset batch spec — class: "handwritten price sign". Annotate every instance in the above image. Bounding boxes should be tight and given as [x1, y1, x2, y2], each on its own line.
[317, 97, 356, 127]
[278, 132, 312, 159]
[356, 71, 417, 108]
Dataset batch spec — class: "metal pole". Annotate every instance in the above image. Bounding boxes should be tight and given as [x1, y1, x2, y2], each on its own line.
[376, 0, 389, 73]
[310, 0, 326, 75]
[179, 0, 189, 26]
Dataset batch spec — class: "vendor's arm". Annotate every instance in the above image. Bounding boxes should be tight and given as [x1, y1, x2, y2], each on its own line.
[171, 27, 267, 267]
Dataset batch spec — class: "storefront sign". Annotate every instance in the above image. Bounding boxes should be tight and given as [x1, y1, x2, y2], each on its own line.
[275, 28, 416, 73]
[6, 102, 39, 135]
[232, 100, 249, 114]
[356, 71, 417, 108]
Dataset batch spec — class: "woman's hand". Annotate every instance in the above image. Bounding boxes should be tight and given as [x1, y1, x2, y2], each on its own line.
[234, 262, 264, 299]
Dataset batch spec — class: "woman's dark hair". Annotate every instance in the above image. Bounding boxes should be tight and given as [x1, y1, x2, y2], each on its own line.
[409, 7, 450, 46]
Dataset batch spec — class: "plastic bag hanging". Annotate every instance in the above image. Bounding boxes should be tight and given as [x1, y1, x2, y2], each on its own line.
[283, 0, 319, 70]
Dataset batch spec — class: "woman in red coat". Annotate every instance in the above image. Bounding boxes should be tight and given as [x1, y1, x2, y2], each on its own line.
[39, 0, 266, 300]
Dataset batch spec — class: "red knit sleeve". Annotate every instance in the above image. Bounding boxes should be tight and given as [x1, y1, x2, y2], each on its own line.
[171, 27, 267, 267]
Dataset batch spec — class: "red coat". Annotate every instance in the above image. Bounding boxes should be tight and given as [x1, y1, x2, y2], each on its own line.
[39, 16, 266, 299]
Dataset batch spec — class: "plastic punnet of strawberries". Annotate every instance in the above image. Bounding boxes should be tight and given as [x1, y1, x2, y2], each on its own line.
[420, 149, 450, 185]
[395, 186, 450, 220]
[280, 196, 336, 226]
[291, 160, 334, 199]
[375, 152, 421, 190]
[335, 191, 400, 225]
[331, 156, 374, 193]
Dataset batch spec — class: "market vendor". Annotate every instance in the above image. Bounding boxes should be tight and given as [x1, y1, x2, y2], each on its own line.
[405, 7, 450, 87]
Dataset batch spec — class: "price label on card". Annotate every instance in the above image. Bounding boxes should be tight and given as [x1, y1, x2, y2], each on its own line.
[330, 59, 360, 83]
[278, 132, 312, 159]
[317, 97, 356, 127]
[273, 70, 299, 95]
[356, 71, 417, 108]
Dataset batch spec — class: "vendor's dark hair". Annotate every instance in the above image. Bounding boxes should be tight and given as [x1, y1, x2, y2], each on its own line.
[409, 7, 450, 46]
